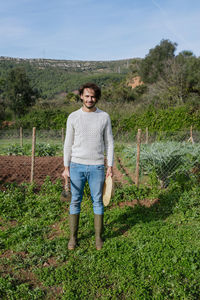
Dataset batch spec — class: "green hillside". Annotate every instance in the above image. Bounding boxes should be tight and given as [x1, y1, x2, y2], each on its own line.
[0, 56, 132, 98]
[1, 39, 200, 132]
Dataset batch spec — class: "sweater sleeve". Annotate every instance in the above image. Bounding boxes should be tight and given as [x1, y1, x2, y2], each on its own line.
[104, 115, 114, 167]
[63, 115, 74, 167]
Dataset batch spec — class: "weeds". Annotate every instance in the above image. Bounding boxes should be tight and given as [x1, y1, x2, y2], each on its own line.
[0, 177, 200, 299]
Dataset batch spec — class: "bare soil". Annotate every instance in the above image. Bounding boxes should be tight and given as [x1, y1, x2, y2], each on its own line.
[0, 155, 157, 210]
[0, 155, 127, 188]
[0, 156, 65, 187]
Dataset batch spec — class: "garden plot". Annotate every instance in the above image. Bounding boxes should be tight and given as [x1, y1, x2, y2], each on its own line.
[121, 141, 200, 187]
[0, 141, 200, 299]
[0, 175, 200, 299]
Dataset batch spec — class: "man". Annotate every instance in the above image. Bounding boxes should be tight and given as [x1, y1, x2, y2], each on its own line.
[62, 82, 114, 250]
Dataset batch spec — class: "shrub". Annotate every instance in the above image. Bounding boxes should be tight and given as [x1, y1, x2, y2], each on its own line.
[14, 109, 68, 129]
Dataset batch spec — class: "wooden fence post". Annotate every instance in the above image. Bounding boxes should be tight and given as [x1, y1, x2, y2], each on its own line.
[145, 127, 148, 144]
[188, 126, 194, 143]
[20, 127, 23, 147]
[62, 128, 65, 144]
[135, 129, 142, 188]
[190, 126, 194, 144]
[30, 127, 36, 183]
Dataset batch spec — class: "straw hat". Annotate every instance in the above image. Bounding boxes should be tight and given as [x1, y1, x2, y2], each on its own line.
[103, 175, 113, 206]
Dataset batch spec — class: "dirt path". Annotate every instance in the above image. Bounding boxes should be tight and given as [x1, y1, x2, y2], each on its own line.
[116, 156, 135, 183]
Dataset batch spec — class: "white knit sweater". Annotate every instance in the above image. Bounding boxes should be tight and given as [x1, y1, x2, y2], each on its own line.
[64, 108, 114, 167]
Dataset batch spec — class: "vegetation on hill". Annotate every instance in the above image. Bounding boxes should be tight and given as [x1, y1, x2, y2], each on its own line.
[0, 57, 130, 99]
[130, 39, 200, 109]
[0, 39, 200, 131]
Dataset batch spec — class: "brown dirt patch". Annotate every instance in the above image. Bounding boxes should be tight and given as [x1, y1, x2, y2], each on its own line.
[113, 162, 130, 185]
[109, 198, 159, 209]
[128, 76, 144, 89]
[43, 257, 59, 267]
[0, 219, 18, 231]
[116, 156, 135, 183]
[0, 156, 65, 187]
[0, 155, 128, 188]
[0, 250, 27, 260]
[0, 155, 157, 208]
[119, 198, 159, 208]
[48, 217, 67, 240]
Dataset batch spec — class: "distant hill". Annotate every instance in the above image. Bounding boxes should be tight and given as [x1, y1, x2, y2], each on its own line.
[0, 56, 133, 73]
[0, 56, 135, 98]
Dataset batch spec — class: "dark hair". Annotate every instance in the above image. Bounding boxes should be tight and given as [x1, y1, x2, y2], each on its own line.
[79, 83, 101, 100]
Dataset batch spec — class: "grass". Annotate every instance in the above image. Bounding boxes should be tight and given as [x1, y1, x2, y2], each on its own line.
[0, 176, 200, 299]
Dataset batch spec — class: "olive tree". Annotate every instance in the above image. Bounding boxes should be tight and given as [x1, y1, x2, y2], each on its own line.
[5, 67, 39, 117]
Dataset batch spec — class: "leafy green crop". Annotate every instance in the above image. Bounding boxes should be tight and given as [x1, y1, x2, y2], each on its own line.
[3, 143, 61, 156]
[124, 141, 200, 186]
[35, 143, 60, 156]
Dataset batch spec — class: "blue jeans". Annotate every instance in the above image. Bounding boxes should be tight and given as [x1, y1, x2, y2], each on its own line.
[69, 162, 105, 215]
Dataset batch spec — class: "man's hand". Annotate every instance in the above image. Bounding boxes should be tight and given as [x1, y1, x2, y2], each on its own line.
[106, 166, 113, 178]
[62, 167, 70, 180]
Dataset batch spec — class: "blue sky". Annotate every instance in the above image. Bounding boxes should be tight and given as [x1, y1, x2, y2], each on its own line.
[0, 0, 200, 60]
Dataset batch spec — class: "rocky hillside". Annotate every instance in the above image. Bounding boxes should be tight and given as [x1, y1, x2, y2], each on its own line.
[0, 56, 134, 74]
[0, 56, 137, 98]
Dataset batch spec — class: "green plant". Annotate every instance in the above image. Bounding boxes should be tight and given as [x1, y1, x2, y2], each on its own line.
[0, 175, 200, 299]
[3, 143, 61, 156]
[123, 141, 200, 187]
[112, 184, 159, 205]
[5, 144, 30, 156]
[35, 143, 59, 156]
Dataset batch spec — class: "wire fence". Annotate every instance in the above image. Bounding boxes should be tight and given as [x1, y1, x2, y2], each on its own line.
[114, 127, 200, 144]
[115, 128, 200, 188]
[1, 126, 199, 146]
[0, 127, 200, 188]
[0, 128, 65, 148]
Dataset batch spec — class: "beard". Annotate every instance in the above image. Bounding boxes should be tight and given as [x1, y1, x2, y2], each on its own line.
[84, 102, 96, 109]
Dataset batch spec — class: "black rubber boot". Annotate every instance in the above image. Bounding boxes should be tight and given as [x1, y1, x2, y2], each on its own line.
[94, 214, 104, 250]
[68, 214, 80, 250]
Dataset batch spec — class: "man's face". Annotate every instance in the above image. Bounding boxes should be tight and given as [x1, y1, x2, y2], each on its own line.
[81, 88, 97, 110]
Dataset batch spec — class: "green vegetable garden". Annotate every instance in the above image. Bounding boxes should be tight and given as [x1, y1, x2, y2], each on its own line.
[0, 129, 200, 299]
[0, 39, 200, 299]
